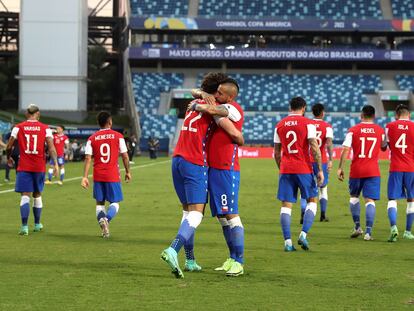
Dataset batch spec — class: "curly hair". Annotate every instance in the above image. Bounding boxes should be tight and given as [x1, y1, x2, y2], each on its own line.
[200, 72, 228, 94]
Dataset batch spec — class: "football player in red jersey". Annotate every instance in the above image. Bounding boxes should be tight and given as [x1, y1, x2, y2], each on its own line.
[161, 73, 243, 279]
[274, 97, 324, 252]
[384, 104, 414, 242]
[337, 105, 387, 241]
[81, 111, 131, 238]
[300, 103, 333, 223]
[6, 104, 58, 235]
[46, 125, 69, 185]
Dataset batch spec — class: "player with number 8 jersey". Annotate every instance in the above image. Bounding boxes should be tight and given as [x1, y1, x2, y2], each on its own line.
[338, 105, 386, 241]
[82, 111, 131, 238]
[384, 104, 414, 242]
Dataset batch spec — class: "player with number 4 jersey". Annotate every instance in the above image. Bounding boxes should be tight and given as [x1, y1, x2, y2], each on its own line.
[46, 125, 69, 185]
[338, 105, 386, 241]
[81, 111, 131, 238]
[384, 104, 414, 242]
[6, 104, 59, 235]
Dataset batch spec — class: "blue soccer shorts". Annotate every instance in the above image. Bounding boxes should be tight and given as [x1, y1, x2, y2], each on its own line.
[312, 162, 329, 188]
[388, 171, 414, 200]
[15, 171, 45, 193]
[50, 156, 65, 166]
[349, 177, 381, 200]
[172, 156, 208, 205]
[209, 168, 240, 217]
[277, 173, 318, 203]
[93, 181, 123, 203]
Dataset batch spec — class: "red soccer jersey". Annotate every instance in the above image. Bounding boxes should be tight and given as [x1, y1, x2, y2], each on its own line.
[310, 119, 333, 163]
[343, 122, 385, 178]
[208, 102, 244, 171]
[274, 114, 317, 174]
[11, 120, 52, 173]
[386, 119, 414, 172]
[173, 99, 214, 166]
[85, 128, 127, 182]
[53, 133, 69, 157]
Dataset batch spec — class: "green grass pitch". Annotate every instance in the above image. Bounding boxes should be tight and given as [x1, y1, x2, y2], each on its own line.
[0, 158, 413, 310]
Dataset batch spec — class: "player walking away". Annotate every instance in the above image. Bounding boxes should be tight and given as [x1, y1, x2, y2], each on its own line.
[384, 104, 414, 242]
[337, 105, 386, 241]
[161, 73, 243, 279]
[300, 103, 333, 223]
[81, 111, 131, 238]
[4, 125, 20, 182]
[274, 97, 324, 252]
[6, 104, 58, 235]
[46, 125, 69, 185]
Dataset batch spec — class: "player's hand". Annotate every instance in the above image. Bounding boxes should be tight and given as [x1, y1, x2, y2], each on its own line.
[53, 164, 59, 177]
[327, 160, 333, 172]
[125, 172, 132, 183]
[201, 93, 216, 106]
[81, 177, 89, 189]
[337, 168, 345, 182]
[187, 102, 196, 111]
[317, 171, 324, 187]
[7, 157, 14, 168]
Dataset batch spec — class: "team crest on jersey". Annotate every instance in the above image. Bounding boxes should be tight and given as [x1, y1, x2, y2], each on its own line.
[222, 206, 228, 212]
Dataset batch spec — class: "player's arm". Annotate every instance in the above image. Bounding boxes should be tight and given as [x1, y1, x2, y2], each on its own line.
[380, 132, 387, 151]
[326, 127, 334, 172]
[217, 118, 244, 146]
[192, 103, 229, 117]
[308, 123, 324, 186]
[274, 143, 282, 169]
[337, 131, 352, 182]
[5, 135, 16, 167]
[119, 137, 131, 182]
[0, 137, 6, 149]
[81, 140, 93, 188]
[46, 136, 59, 176]
[191, 88, 215, 106]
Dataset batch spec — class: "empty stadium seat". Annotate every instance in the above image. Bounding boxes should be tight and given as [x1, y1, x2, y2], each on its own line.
[140, 114, 178, 139]
[198, 0, 382, 19]
[131, 72, 184, 115]
[396, 75, 414, 91]
[0, 120, 11, 135]
[130, 0, 188, 16]
[391, 0, 414, 18]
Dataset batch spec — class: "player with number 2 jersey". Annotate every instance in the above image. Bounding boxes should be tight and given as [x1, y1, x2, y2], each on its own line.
[384, 104, 414, 242]
[82, 111, 131, 238]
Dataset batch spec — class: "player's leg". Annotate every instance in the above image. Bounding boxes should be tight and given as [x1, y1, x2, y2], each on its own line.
[403, 172, 414, 239]
[298, 174, 318, 250]
[32, 172, 46, 232]
[93, 181, 109, 237]
[57, 157, 65, 184]
[299, 197, 306, 224]
[46, 158, 54, 184]
[15, 171, 36, 235]
[225, 213, 244, 277]
[349, 178, 363, 237]
[277, 174, 297, 251]
[215, 216, 235, 271]
[319, 163, 329, 221]
[387, 172, 403, 242]
[362, 177, 381, 241]
[106, 182, 123, 224]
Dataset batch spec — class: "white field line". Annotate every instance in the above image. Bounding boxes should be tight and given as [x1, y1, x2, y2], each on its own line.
[0, 159, 171, 195]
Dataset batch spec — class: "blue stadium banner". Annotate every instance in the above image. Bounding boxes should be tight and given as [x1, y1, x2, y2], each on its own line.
[65, 128, 124, 138]
[129, 47, 414, 61]
[130, 17, 414, 32]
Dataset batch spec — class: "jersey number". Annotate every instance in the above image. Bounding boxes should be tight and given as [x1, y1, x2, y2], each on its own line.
[315, 130, 323, 148]
[100, 143, 110, 163]
[24, 134, 38, 154]
[182, 111, 202, 133]
[286, 131, 298, 154]
[395, 133, 407, 154]
[358, 137, 377, 158]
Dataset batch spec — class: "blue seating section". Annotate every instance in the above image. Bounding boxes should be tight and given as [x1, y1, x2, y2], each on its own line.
[396, 75, 414, 91]
[391, 0, 414, 18]
[243, 114, 393, 144]
[130, 0, 188, 16]
[198, 0, 382, 19]
[198, 74, 382, 112]
[132, 73, 184, 115]
[0, 120, 10, 134]
[140, 114, 177, 139]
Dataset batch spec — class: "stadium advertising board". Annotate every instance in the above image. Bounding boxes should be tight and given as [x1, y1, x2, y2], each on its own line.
[131, 17, 414, 32]
[130, 47, 413, 62]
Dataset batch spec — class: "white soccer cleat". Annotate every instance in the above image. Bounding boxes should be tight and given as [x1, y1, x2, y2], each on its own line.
[363, 233, 374, 241]
[99, 217, 110, 238]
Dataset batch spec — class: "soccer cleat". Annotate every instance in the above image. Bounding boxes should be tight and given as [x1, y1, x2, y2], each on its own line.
[57, 181, 63, 185]
[33, 223, 43, 232]
[160, 247, 184, 279]
[298, 233, 310, 251]
[284, 244, 297, 252]
[98, 217, 110, 238]
[320, 216, 329, 222]
[350, 227, 364, 238]
[403, 231, 414, 240]
[363, 233, 374, 241]
[184, 259, 202, 272]
[214, 258, 235, 271]
[44, 180, 52, 185]
[387, 225, 398, 242]
[18, 225, 29, 236]
[226, 261, 244, 277]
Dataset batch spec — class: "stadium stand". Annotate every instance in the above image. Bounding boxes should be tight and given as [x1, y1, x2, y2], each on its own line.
[391, 0, 414, 18]
[140, 114, 177, 139]
[198, 0, 382, 19]
[0, 120, 10, 134]
[132, 72, 184, 115]
[198, 74, 382, 112]
[130, 0, 188, 16]
[395, 75, 414, 91]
